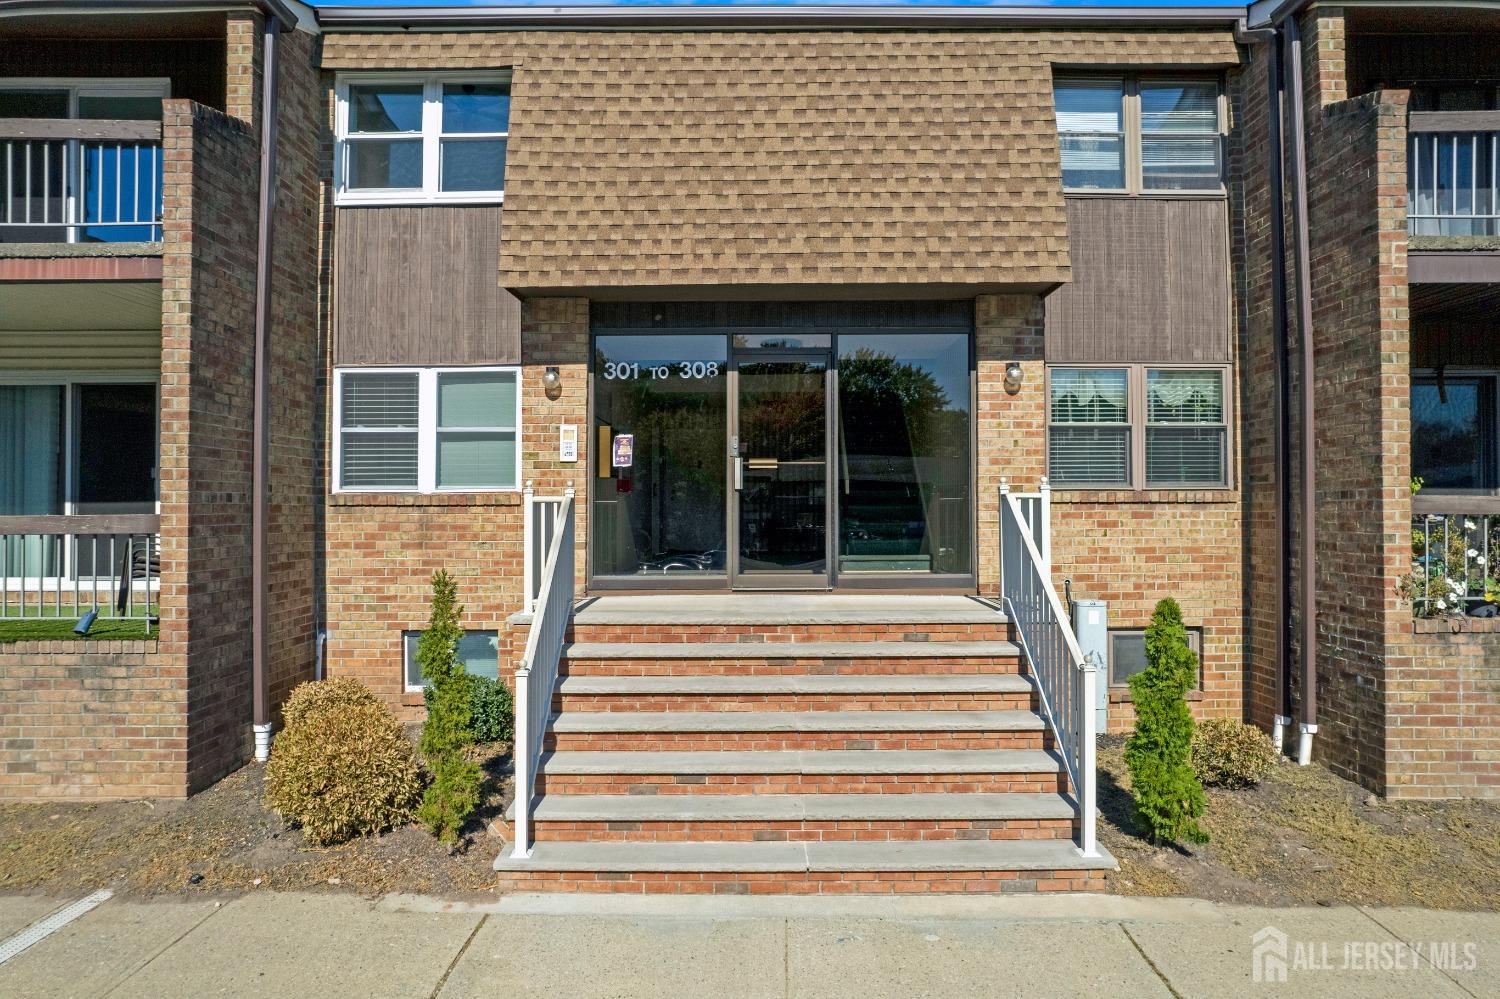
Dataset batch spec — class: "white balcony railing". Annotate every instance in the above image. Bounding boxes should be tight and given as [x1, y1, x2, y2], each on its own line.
[0, 515, 161, 629]
[1, 119, 163, 242]
[1408, 112, 1500, 237]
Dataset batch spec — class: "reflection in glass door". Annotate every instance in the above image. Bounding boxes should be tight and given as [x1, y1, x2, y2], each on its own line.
[732, 354, 831, 587]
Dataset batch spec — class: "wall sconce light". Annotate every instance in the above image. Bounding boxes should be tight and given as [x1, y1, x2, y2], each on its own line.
[543, 366, 562, 398]
[1004, 362, 1024, 396]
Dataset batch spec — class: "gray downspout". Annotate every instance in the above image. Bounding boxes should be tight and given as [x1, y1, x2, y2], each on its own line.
[1236, 18, 1297, 754]
[1283, 15, 1319, 765]
[252, 14, 281, 763]
[1268, 28, 1297, 754]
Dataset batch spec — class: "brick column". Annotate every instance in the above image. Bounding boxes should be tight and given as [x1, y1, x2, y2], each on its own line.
[975, 294, 1046, 596]
[520, 297, 591, 589]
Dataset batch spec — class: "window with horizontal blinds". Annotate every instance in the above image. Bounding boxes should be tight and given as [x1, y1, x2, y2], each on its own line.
[1049, 368, 1130, 486]
[1145, 369, 1226, 486]
[340, 372, 420, 489]
[1140, 82, 1222, 191]
[436, 371, 517, 489]
[336, 366, 521, 493]
[1054, 79, 1126, 190]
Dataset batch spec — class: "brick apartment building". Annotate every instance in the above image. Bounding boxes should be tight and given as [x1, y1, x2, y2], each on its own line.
[1, 0, 1496, 892]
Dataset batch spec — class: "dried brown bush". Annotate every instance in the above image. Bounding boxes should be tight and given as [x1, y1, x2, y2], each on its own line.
[1192, 717, 1279, 789]
[265, 677, 425, 845]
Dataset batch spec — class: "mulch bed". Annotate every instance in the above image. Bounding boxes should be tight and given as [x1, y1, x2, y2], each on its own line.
[5, 735, 1498, 908]
[0, 743, 513, 901]
[1099, 735, 1500, 910]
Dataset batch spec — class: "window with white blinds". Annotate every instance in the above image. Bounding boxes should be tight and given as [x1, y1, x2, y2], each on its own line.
[1145, 369, 1227, 486]
[1140, 82, 1222, 191]
[1055, 79, 1126, 190]
[1048, 366, 1231, 490]
[1049, 368, 1130, 486]
[1053, 76, 1223, 194]
[336, 367, 520, 492]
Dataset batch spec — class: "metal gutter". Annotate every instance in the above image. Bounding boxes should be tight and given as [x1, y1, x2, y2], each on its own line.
[0, 0, 311, 30]
[314, 4, 1247, 30]
[1249, 0, 1500, 29]
[251, 13, 281, 763]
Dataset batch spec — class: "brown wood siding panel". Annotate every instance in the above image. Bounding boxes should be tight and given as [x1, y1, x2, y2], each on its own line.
[1044, 197, 1230, 364]
[333, 205, 521, 366]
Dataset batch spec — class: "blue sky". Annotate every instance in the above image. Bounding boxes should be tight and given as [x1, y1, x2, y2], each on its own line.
[315, 1, 1242, 8]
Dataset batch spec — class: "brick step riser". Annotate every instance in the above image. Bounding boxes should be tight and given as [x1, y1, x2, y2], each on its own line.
[532, 818, 1077, 843]
[567, 624, 1014, 645]
[495, 870, 1107, 895]
[536, 773, 1069, 796]
[546, 732, 1051, 752]
[559, 658, 1027, 678]
[553, 692, 1035, 713]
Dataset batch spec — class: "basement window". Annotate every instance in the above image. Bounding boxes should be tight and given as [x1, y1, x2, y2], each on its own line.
[335, 73, 510, 205]
[1109, 627, 1203, 688]
[403, 630, 501, 691]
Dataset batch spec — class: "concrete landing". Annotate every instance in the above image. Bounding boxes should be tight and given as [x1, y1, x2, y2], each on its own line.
[572, 594, 1004, 625]
[494, 840, 1115, 873]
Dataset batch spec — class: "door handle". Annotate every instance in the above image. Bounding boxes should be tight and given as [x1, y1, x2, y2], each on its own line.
[734, 455, 743, 491]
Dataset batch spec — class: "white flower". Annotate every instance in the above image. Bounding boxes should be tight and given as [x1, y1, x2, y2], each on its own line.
[1437, 598, 1448, 609]
[1468, 549, 1480, 559]
[1466, 519, 1478, 530]
[1479, 556, 1488, 567]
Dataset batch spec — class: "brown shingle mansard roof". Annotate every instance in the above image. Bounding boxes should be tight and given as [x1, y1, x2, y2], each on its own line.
[321, 27, 1240, 298]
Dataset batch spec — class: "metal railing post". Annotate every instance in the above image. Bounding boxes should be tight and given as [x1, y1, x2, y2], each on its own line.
[1078, 651, 1100, 858]
[512, 668, 532, 858]
[522, 480, 535, 614]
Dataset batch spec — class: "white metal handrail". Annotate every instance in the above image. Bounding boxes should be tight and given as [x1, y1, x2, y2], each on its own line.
[999, 486, 1098, 858]
[522, 482, 567, 614]
[1007, 477, 1053, 570]
[511, 486, 575, 858]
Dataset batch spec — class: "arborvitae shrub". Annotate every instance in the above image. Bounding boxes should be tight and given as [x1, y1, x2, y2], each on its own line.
[423, 673, 515, 746]
[417, 570, 481, 843]
[1124, 598, 1209, 846]
[264, 677, 423, 846]
[1193, 718, 1278, 789]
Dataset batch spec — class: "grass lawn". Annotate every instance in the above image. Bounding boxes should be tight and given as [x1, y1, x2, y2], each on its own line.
[0, 604, 158, 643]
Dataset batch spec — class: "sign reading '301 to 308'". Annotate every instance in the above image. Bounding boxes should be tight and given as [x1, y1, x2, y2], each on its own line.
[601, 361, 722, 381]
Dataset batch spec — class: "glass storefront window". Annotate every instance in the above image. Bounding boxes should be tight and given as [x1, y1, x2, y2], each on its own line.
[592, 335, 729, 577]
[835, 333, 972, 576]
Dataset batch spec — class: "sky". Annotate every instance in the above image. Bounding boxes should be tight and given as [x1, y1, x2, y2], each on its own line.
[314, 1, 1242, 8]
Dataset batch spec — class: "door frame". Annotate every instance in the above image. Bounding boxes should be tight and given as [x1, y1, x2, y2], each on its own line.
[727, 346, 835, 591]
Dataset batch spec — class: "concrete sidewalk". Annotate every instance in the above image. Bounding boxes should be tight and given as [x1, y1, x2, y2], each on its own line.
[0, 890, 1496, 998]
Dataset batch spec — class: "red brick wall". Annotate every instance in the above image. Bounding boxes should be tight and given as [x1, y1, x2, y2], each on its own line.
[974, 296, 1245, 733]
[1387, 620, 1500, 799]
[0, 643, 186, 799]
[322, 299, 589, 718]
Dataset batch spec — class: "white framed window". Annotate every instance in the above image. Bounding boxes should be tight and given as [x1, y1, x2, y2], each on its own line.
[1047, 365, 1231, 490]
[334, 72, 510, 206]
[334, 367, 521, 493]
[403, 629, 500, 692]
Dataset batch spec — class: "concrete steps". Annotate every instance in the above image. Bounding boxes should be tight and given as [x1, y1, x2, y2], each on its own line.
[497, 594, 1113, 894]
[534, 748, 1068, 796]
[494, 840, 1115, 894]
[552, 673, 1036, 712]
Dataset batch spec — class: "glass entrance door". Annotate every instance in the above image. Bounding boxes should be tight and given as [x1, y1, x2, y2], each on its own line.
[731, 352, 832, 588]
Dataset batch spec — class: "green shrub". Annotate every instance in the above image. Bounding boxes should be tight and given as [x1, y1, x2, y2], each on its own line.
[264, 677, 423, 846]
[1193, 718, 1278, 788]
[1124, 598, 1209, 846]
[417, 570, 481, 844]
[417, 753, 483, 845]
[423, 673, 515, 746]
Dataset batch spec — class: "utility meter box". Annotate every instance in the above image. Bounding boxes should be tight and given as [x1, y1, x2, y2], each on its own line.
[1071, 598, 1110, 731]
